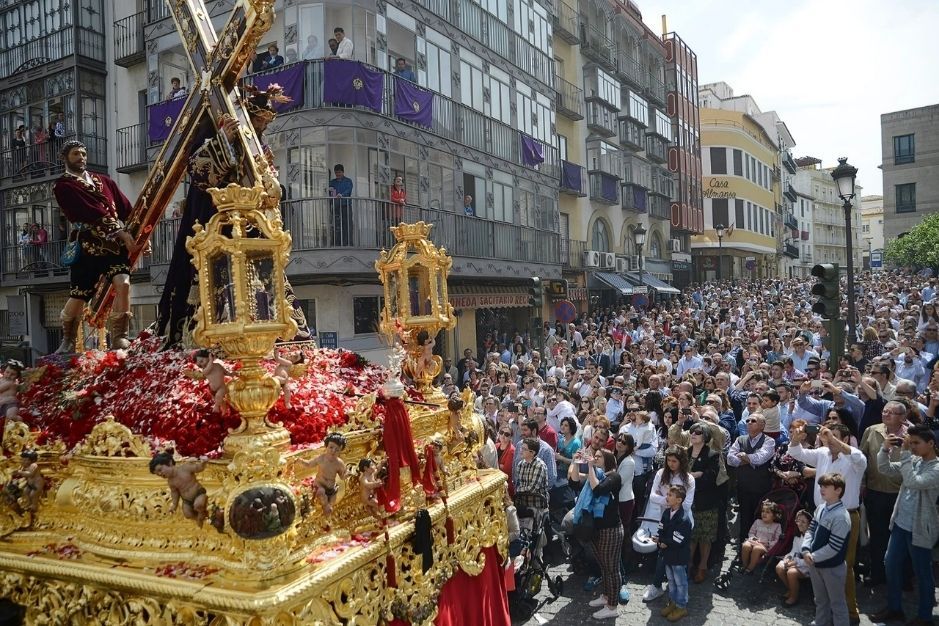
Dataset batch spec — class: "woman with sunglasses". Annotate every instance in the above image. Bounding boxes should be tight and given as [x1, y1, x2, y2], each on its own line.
[688, 423, 721, 583]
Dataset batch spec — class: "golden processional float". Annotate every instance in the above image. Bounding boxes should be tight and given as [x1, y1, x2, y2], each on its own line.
[0, 1, 508, 624]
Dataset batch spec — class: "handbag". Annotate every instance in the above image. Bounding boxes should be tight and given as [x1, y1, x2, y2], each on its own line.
[60, 224, 83, 267]
[572, 511, 595, 543]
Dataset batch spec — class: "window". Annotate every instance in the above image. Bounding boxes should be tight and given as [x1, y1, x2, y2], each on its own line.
[735, 199, 744, 228]
[649, 233, 662, 259]
[654, 110, 672, 140]
[459, 59, 484, 112]
[709, 147, 726, 175]
[732, 149, 743, 176]
[862, 224, 870, 233]
[353, 296, 382, 335]
[894, 134, 914, 165]
[712, 198, 729, 229]
[628, 91, 647, 123]
[298, 299, 318, 336]
[591, 219, 610, 252]
[896, 183, 916, 213]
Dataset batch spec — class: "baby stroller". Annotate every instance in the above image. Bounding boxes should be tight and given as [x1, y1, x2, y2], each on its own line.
[631, 499, 664, 564]
[714, 486, 802, 590]
[508, 507, 564, 621]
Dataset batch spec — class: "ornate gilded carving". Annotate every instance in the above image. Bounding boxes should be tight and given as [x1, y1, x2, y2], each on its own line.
[71, 415, 153, 458]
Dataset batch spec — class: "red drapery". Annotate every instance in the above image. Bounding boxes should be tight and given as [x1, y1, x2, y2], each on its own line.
[387, 545, 510, 626]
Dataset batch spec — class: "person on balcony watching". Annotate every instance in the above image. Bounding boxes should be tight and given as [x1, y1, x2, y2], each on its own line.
[394, 57, 417, 82]
[329, 164, 353, 246]
[167, 77, 187, 100]
[332, 28, 353, 59]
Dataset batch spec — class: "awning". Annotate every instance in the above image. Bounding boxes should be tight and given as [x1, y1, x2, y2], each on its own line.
[593, 272, 634, 295]
[625, 272, 680, 295]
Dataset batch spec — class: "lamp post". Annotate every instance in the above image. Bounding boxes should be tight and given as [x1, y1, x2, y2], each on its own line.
[715, 223, 725, 281]
[831, 157, 858, 343]
[634, 224, 646, 306]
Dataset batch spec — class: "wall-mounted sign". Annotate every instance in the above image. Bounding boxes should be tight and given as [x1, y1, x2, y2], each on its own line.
[318, 331, 338, 349]
[448, 293, 529, 309]
[547, 279, 569, 298]
[702, 177, 737, 199]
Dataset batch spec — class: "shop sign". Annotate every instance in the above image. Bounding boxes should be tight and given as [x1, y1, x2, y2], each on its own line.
[318, 331, 338, 349]
[568, 286, 587, 301]
[671, 261, 691, 271]
[702, 177, 737, 199]
[6, 295, 27, 336]
[547, 279, 568, 298]
[448, 293, 529, 309]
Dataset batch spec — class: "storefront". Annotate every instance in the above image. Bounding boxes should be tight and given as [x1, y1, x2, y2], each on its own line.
[447, 285, 532, 359]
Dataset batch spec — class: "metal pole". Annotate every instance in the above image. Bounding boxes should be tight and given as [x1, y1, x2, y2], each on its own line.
[717, 237, 723, 281]
[638, 243, 644, 307]
[843, 199, 857, 343]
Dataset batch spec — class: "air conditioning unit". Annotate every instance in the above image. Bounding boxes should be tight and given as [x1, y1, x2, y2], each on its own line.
[669, 238, 682, 252]
[584, 250, 601, 267]
[629, 256, 641, 271]
[600, 252, 616, 269]
[615, 256, 630, 273]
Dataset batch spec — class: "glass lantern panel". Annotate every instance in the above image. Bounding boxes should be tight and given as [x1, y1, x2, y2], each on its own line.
[387, 271, 400, 321]
[210, 253, 236, 324]
[407, 264, 433, 316]
[246, 251, 277, 322]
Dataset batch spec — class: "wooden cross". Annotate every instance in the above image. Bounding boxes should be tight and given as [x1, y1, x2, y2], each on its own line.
[86, 0, 280, 328]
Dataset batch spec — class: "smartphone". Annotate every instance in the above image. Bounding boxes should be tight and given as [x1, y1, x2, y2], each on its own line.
[811, 379, 824, 390]
[682, 408, 692, 416]
[578, 462, 589, 473]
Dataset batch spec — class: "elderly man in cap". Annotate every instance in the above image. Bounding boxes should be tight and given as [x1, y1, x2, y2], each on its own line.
[52, 140, 141, 352]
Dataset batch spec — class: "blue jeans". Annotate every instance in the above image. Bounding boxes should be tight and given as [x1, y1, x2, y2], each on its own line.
[665, 564, 688, 608]
[885, 525, 935, 620]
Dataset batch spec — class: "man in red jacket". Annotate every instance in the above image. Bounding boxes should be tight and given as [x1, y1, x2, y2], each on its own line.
[52, 140, 140, 352]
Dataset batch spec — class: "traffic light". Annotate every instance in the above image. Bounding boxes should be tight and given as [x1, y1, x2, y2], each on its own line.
[810, 264, 840, 319]
[811, 263, 845, 372]
[528, 277, 543, 308]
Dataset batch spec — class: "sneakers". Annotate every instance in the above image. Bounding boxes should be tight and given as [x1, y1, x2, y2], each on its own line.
[589, 594, 608, 607]
[660, 601, 676, 617]
[591, 606, 619, 620]
[618, 584, 630, 604]
[583, 576, 602, 592]
[667, 607, 688, 622]
[642, 584, 665, 602]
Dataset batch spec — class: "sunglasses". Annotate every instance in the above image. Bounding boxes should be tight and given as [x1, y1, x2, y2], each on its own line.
[499, 431, 512, 436]
[744, 418, 758, 424]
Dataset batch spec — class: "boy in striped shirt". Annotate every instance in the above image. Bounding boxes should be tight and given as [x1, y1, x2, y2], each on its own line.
[802, 472, 851, 626]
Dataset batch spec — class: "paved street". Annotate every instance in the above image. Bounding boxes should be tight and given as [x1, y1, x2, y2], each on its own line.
[513, 540, 939, 625]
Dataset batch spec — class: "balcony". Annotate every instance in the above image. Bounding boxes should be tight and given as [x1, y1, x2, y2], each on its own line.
[619, 118, 645, 151]
[772, 164, 781, 181]
[555, 75, 585, 120]
[621, 183, 648, 213]
[151, 199, 560, 273]
[649, 195, 670, 220]
[116, 123, 148, 173]
[580, 23, 616, 71]
[647, 76, 666, 106]
[784, 242, 799, 258]
[562, 239, 587, 269]
[0, 28, 73, 77]
[416, 0, 451, 21]
[650, 167, 674, 198]
[586, 101, 617, 138]
[552, 0, 579, 44]
[616, 55, 645, 90]
[146, 0, 171, 23]
[783, 181, 797, 202]
[646, 134, 668, 164]
[0, 134, 107, 183]
[245, 60, 561, 179]
[560, 160, 587, 197]
[589, 172, 620, 205]
[114, 11, 145, 67]
[784, 212, 799, 231]
[783, 150, 797, 174]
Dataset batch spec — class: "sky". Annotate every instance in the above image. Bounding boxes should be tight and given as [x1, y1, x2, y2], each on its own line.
[643, 0, 939, 196]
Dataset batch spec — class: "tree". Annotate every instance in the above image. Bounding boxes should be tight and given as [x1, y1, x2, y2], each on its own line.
[884, 213, 939, 270]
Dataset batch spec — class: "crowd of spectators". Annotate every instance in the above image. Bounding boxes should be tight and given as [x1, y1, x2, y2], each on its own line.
[451, 270, 939, 623]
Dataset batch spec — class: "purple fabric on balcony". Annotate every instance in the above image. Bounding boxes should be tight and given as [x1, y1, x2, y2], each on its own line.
[601, 174, 618, 202]
[520, 133, 545, 166]
[147, 97, 186, 142]
[561, 160, 582, 192]
[633, 186, 647, 211]
[251, 63, 304, 112]
[393, 76, 433, 127]
[323, 59, 383, 112]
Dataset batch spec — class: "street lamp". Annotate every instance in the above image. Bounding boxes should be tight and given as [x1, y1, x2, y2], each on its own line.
[633, 224, 646, 306]
[831, 157, 858, 343]
[715, 223, 725, 281]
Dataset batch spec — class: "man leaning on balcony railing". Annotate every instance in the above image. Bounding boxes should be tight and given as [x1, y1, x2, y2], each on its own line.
[328, 164, 354, 246]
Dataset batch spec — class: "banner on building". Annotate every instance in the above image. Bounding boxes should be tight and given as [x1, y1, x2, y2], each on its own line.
[393, 76, 434, 127]
[323, 59, 384, 112]
[520, 134, 545, 167]
[147, 98, 186, 143]
[251, 63, 305, 112]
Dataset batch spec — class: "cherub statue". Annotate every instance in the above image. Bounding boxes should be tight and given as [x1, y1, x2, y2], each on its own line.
[357, 457, 385, 518]
[5, 449, 44, 513]
[447, 394, 465, 444]
[272, 349, 304, 408]
[149, 450, 209, 527]
[0, 360, 24, 423]
[422, 434, 447, 500]
[412, 330, 437, 381]
[193, 349, 229, 415]
[298, 432, 348, 515]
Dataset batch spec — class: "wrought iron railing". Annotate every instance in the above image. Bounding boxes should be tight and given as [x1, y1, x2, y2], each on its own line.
[116, 123, 148, 172]
[0, 28, 73, 76]
[552, 0, 579, 42]
[0, 134, 107, 182]
[114, 11, 145, 65]
[555, 75, 585, 120]
[562, 239, 586, 269]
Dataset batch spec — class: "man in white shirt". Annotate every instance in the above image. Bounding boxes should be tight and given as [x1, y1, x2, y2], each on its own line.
[545, 391, 577, 433]
[332, 27, 354, 59]
[787, 423, 866, 623]
[675, 346, 703, 378]
[787, 337, 818, 372]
